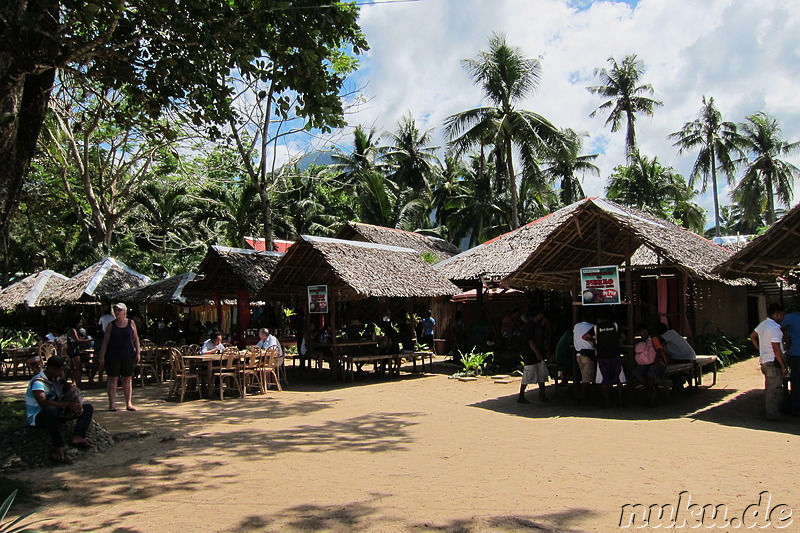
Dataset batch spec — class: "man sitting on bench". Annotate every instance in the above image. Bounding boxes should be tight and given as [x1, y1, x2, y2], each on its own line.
[654, 323, 696, 392]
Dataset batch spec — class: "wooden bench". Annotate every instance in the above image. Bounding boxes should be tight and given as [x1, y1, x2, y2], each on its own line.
[341, 354, 399, 381]
[407, 351, 434, 373]
[660, 355, 718, 395]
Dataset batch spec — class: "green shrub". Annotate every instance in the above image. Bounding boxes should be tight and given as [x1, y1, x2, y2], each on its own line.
[456, 349, 493, 377]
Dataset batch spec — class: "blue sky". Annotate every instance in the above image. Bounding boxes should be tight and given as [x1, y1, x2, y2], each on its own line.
[278, 0, 800, 229]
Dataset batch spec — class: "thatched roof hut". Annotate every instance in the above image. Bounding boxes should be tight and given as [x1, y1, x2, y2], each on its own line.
[436, 198, 737, 289]
[261, 235, 460, 301]
[713, 202, 800, 281]
[184, 245, 284, 298]
[335, 222, 461, 263]
[0, 270, 69, 311]
[38, 258, 150, 306]
[113, 272, 205, 306]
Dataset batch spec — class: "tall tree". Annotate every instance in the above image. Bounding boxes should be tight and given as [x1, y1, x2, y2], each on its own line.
[668, 96, 743, 236]
[587, 54, 662, 156]
[40, 78, 179, 251]
[733, 112, 800, 225]
[0, 0, 367, 237]
[541, 128, 600, 205]
[606, 151, 684, 218]
[380, 113, 441, 193]
[446, 33, 562, 229]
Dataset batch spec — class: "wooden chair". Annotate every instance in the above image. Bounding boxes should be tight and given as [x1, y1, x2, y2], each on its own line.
[212, 348, 243, 400]
[263, 347, 283, 392]
[168, 348, 202, 402]
[241, 349, 266, 396]
[133, 346, 160, 387]
[35, 342, 57, 373]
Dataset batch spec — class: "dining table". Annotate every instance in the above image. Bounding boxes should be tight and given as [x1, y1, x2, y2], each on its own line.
[181, 353, 231, 397]
[307, 340, 380, 379]
[2, 347, 37, 377]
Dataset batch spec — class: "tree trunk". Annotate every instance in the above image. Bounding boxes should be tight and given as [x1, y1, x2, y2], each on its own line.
[710, 157, 720, 237]
[766, 176, 776, 225]
[0, 69, 56, 236]
[504, 135, 519, 229]
[626, 110, 636, 159]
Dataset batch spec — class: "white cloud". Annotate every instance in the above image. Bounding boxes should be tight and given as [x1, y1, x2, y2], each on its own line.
[332, 0, 800, 226]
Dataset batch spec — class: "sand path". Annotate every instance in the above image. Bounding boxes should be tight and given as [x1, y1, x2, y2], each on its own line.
[3, 358, 799, 532]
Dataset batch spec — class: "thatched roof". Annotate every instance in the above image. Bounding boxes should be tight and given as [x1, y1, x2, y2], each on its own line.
[0, 270, 68, 311]
[436, 198, 738, 290]
[184, 245, 284, 297]
[38, 258, 150, 306]
[113, 273, 206, 306]
[261, 235, 460, 301]
[713, 202, 800, 280]
[335, 221, 461, 263]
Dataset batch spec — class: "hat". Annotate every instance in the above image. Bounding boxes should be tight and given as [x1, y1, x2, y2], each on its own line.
[45, 356, 70, 370]
[112, 302, 127, 311]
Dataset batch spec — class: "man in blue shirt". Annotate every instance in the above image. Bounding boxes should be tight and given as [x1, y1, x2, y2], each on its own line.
[781, 309, 800, 416]
[26, 356, 94, 461]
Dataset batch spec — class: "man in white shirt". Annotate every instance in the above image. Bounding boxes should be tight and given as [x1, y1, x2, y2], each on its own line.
[256, 328, 283, 356]
[750, 303, 787, 420]
[573, 313, 595, 402]
[98, 310, 115, 333]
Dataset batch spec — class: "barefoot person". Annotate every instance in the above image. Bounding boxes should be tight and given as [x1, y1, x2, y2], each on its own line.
[99, 302, 141, 412]
[25, 356, 93, 461]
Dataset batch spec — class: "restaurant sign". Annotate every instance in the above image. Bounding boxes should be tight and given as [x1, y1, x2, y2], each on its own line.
[580, 265, 621, 305]
[308, 285, 329, 314]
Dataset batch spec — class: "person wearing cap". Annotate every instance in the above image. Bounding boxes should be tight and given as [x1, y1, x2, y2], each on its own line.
[99, 302, 141, 412]
[25, 356, 94, 461]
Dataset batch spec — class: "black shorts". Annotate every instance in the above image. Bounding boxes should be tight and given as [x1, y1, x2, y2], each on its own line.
[105, 357, 134, 377]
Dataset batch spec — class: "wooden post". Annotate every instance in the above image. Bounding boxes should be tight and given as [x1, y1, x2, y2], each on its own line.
[625, 236, 634, 350]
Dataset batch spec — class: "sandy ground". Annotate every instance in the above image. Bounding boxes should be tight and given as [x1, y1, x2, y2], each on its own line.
[2, 357, 799, 532]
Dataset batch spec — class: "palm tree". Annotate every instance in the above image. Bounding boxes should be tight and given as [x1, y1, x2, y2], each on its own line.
[733, 112, 800, 225]
[587, 54, 662, 156]
[668, 96, 743, 236]
[445, 154, 508, 247]
[132, 182, 200, 257]
[197, 181, 261, 248]
[541, 128, 600, 205]
[330, 125, 382, 188]
[605, 151, 682, 216]
[380, 113, 441, 193]
[445, 33, 562, 229]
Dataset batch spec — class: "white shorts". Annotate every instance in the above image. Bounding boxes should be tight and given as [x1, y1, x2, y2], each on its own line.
[522, 361, 549, 385]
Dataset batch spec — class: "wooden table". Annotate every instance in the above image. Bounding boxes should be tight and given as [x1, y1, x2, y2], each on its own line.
[181, 353, 236, 397]
[308, 340, 379, 379]
[3, 347, 37, 377]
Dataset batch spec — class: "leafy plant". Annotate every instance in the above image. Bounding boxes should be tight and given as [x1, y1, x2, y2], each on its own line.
[456, 349, 493, 377]
[0, 490, 41, 533]
[693, 323, 752, 367]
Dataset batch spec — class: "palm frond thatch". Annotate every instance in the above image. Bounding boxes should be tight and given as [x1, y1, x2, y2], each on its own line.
[38, 258, 150, 306]
[262, 235, 460, 301]
[0, 270, 69, 310]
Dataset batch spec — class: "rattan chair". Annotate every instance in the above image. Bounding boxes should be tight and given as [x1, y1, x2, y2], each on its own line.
[168, 348, 202, 402]
[133, 345, 160, 387]
[241, 348, 266, 396]
[212, 347, 242, 400]
[263, 347, 282, 392]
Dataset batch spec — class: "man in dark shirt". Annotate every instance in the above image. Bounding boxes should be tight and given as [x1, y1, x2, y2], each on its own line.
[517, 310, 549, 404]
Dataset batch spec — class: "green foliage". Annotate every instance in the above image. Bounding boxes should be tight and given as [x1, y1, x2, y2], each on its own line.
[456, 349, 494, 377]
[0, 397, 26, 433]
[0, 331, 37, 350]
[0, 489, 41, 533]
[693, 324, 752, 367]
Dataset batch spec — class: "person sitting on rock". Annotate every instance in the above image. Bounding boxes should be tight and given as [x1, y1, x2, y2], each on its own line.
[25, 356, 94, 461]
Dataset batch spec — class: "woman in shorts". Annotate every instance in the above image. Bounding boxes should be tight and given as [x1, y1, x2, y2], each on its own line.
[98, 303, 141, 412]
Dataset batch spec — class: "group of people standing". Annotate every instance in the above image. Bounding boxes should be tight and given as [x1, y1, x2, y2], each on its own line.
[750, 303, 800, 420]
[516, 308, 698, 408]
[25, 302, 141, 461]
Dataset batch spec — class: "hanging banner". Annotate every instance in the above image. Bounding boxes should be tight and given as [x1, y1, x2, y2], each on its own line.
[580, 265, 621, 305]
[308, 285, 329, 314]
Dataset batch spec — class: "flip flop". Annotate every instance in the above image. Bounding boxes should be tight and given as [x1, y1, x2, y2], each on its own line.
[126, 406, 137, 411]
[108, 407, 117, 412]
